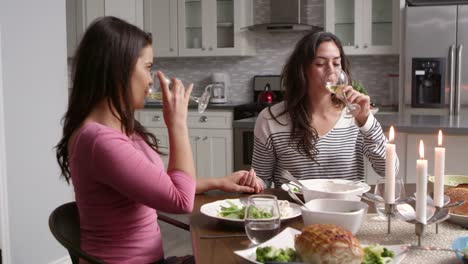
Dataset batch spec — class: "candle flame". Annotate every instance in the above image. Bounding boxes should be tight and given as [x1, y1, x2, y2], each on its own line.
[438, 130, 443, 146]
[419, 140, 425, 159]
[389, 126, 395, 142]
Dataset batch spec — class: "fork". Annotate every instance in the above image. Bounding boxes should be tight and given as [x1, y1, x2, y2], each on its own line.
[281, 170, 307, 190]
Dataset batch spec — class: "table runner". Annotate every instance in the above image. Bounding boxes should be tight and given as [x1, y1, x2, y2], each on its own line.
[357, 214, 468, 263]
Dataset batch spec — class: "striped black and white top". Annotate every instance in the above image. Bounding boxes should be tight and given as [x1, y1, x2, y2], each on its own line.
[252, 102, 398, 188]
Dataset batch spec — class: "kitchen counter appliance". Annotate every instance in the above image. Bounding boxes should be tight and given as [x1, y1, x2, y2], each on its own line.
[209, 72, 229, 104]
[233, 75, 283, 170]
[405, 2, 468, 114]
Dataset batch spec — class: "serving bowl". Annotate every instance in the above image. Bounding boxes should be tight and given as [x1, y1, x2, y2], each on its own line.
[301, 198, 368, 234]
[452, 235, 468, 263]
[301, 180, 370, 202]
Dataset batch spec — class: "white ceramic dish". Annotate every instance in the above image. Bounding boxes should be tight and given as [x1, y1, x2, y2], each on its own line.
[428, 174, 468, 190]
[301, 198, 368, 234]
[200, 198, 301, 223]
[281, 179, 370, 194]
[234, 227, 407, 264]
[448, 213, 468, 228]
[281, 179, 371, 202]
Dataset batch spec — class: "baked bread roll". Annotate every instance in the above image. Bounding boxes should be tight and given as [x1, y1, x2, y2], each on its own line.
[446, 187, 468, 215]
[294, 224, 363, 264]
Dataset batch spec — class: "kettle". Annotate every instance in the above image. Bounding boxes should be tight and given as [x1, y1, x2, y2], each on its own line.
[257, 83, 274, 104]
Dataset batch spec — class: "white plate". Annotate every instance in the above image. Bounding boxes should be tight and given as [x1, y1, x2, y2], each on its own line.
[448, 213, 468, 228]
[281, 179, 371, 195]
[200, 198, 301, 223]
[234, 227, 407, 264]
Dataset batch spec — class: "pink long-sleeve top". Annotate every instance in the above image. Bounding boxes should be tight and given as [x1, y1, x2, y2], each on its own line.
[69, 122, 196, 264]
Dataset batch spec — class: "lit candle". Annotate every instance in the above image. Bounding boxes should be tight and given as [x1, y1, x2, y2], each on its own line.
[385, 126, 396, 204]
[434, 130, 445, 207]
[416, 140, 428, 224]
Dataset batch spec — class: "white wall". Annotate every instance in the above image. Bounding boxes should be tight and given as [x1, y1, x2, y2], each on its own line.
[0, 0, 72, 263]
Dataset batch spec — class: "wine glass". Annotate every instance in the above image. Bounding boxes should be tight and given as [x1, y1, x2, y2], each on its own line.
[147, 72, 211, 114]
[374, 176, 406, 220]
[244, 194, 281, 245]
[323, 68, 361, 117]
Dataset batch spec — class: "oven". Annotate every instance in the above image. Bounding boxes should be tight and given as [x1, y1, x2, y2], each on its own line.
[233, 75, 283, 171]
[234, 126, 255, 171]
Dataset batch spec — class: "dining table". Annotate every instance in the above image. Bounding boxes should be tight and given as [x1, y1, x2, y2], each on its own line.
[187, 184, 468, 264]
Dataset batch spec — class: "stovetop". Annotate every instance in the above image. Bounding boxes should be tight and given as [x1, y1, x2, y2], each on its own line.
[234, 102, 274, 120]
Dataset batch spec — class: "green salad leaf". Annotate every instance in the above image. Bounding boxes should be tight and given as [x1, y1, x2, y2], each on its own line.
[218, 200, 245, 219]
[246, 205, 273, 219]
[256, 246, 297, 263]
[217, 200, 276, 220]
[362, 244, 394, 264]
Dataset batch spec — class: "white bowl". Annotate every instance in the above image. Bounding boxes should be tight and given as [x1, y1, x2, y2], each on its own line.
[301, 198, 368, 234]
[301, 180, 369, 202]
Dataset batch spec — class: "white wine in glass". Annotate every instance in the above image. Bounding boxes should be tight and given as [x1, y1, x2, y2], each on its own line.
[147, 77, 211, 114]
[324, 69, 361, 117]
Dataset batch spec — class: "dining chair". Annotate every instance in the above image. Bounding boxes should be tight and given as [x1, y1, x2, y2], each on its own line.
[158, 213, 190, 231]
[48, 202, 103, 264]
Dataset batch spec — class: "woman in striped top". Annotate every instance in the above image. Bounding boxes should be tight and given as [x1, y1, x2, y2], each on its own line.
[252, 31, 399, 188]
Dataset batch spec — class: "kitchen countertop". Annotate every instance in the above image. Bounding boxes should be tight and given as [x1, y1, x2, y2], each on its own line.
[233, 112, 468, 134]
[144, 102, 242, 110]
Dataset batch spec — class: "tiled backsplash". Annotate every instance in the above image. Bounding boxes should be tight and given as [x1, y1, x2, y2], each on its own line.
[153, 0, 399, 105]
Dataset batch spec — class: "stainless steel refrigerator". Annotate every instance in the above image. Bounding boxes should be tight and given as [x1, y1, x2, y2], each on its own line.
[405, 3, 468, 114]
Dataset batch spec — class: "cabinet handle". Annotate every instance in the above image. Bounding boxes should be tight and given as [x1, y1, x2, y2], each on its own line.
[354, 44, 360, 49]
[201, 47, 206, 51]
[152, 115, 161, 121]
[202, 136, 208, 141]
[209, 46, 213, 51]
[200, 116, 208, 122]
[195, 136, 201, 141]
[363, 43, 368, 48]
[157, 139, 161, 144]
[169, 48, 174, 52]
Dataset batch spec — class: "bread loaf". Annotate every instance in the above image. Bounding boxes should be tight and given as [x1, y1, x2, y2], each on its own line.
[294, 224, 363, 264]
[446, 187, 468, 215]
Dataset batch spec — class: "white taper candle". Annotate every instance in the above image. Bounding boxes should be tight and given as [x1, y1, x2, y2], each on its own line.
[434, 130, 445, 207]
[385, 126, 396, 204]
[416, 140, 428, 224]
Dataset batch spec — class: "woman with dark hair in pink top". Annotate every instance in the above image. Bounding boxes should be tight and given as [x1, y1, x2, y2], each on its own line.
[55, 16, 262, 264]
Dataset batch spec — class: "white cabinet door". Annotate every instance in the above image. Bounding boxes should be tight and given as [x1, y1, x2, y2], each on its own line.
[325, 0, 402, 55]
[137, 109, 233, 178]
[104, 0, 143, 29]
[66, 0, 144, 57]
[365, 132, 407, 184]
[190, 128, 233, 178]
[176, 0, 254, 57]
[144, 0, 178, 57]
[406, 134, 468, 184]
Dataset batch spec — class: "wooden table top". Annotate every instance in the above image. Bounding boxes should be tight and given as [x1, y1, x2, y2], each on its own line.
[189, 185, 416, 264]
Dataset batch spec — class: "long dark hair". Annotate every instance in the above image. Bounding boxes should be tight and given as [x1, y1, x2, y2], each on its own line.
[56, 16, 161, 183]
[273, 31, 351, 162]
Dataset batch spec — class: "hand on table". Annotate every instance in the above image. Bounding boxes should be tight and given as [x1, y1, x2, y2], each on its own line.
[219, 168, 264, 193]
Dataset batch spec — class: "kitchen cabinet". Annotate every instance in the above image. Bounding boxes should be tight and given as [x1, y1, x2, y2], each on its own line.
[365, 132, 407, 185]
[144, 0, 255, 57]
[324, 0, 403, 55]
[137, 109, 233, 178]
[406, 134, 468, 184]
[66, 0, 143, 57]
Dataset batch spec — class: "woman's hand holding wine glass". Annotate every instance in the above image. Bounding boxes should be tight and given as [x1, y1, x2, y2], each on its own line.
[323, 68, 370, 123]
